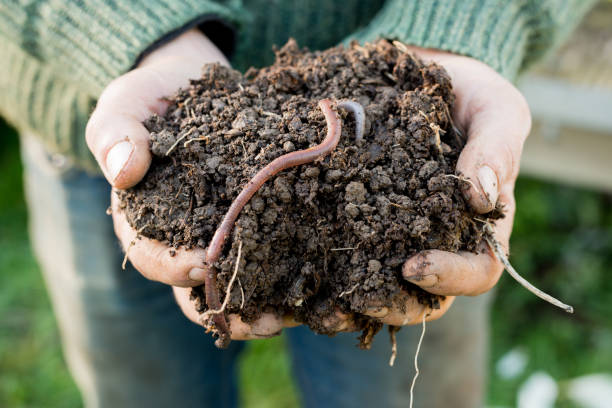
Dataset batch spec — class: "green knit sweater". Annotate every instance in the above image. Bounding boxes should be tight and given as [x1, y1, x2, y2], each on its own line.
[0, 0, 596, 172]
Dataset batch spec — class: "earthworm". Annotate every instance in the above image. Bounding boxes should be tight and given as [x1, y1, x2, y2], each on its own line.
[203, 98, 342, 348]
[338, 100, 369, 143]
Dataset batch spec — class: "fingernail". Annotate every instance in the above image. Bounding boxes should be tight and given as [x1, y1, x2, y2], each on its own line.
[477, 165, 499, 207]
[405, 274, 438, 288]
[188, 267, 206, 282]
[106, 140, 134, 182]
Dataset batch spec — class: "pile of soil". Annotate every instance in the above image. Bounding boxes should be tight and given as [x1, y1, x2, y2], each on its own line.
[118, 39, 500, 346]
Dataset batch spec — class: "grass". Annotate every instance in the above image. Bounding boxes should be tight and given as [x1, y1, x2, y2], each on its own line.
[1, 117, 611, 407]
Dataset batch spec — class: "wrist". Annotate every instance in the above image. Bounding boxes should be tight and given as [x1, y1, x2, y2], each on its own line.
[138, 29, 230, 69]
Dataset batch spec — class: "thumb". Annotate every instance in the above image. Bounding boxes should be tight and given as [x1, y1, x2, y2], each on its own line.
[86, 30, 228, 189]
[455, 81, 531, 213]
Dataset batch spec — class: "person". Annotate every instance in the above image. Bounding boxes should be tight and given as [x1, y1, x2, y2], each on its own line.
[0, 1, 596, 407]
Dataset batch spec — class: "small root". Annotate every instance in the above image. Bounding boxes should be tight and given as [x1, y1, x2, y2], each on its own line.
[409, 313, 428, 408]
[165, 128, 196, 156]
[122, 240, 135, 270]
[261, 110, 282, 120]
[384, 72, 397, 82]
[484, 223, 574, 313]
[330, 247, 356, 251]
[339, 283, 359, 298]
[121, 226, 145, 270]
[444, 174, 479, 192]
[238, 278, 245, 310]
[388, 325, 400, 367]
[201, 241, 243, 320]
[183, 136, 209, 148]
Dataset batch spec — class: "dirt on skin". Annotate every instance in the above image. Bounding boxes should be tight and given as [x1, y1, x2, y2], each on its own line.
[118, 39, 501, 346]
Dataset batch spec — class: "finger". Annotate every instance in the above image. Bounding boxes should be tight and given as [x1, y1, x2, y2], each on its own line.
[86, 30, 229, 189]
[405, 48, 531, 214]
[321, 310, 358, 332]
[402, 178, 515, 297]
[173, 287, 284, 340]
[452, 68, 531, 213]
[227, 314, 284, 340]
[365, 295, 455, 326]
[86, 59, 201, 188]
[111, 192, 207, 286]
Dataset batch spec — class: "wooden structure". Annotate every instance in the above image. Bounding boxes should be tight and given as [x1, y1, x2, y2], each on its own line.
[518, 1, 612, 191]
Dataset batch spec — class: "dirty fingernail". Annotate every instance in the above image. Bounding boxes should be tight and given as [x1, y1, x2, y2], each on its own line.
[405, 274, 438, 288]
[188, 267, 206, 282]
[477, 165, 499, 208]
[106, 140, 134, 182]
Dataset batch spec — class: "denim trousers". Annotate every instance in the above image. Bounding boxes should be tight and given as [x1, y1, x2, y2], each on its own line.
[20, 133, 492, 408]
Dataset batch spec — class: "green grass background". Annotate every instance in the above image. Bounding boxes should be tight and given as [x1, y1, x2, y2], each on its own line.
[1, 117, 611, 407]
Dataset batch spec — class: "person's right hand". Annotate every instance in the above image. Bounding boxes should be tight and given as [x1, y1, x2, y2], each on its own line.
[86, 29, 290, 340]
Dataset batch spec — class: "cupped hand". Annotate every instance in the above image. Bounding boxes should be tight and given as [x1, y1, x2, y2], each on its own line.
[363, 46, 531, 326]
[87, 29, 288, 340]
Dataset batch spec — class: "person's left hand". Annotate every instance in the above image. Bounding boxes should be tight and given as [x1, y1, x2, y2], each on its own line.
[360, 46, 531, 326]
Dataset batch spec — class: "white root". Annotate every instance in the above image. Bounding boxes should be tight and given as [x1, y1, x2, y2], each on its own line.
[238, 278, 245, 310]
[443, 174, 479, 193]
[389, 327, 398, 367]
[165, 127, 196, 156]
[201, 241, 243, 319]
[409, 314, 428, 408]
[338, 283, 359, 298]
[484, 224, 574, 313]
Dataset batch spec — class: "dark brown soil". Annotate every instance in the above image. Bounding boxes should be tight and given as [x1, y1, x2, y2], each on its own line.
[118, 39, 500, 346]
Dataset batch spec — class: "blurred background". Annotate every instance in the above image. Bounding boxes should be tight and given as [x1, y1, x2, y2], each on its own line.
[1, 2, 611, 408]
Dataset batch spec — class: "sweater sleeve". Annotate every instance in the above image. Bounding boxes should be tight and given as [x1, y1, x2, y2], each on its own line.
[0, 0, 246, 96]
[347, 0, 597, 80]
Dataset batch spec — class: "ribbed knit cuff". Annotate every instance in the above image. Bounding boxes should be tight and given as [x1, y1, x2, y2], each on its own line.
[21, 0, 245, 95]
[348, 0, 595, 81]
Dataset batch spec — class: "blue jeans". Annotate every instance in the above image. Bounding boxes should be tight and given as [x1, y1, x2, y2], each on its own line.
[21, 133, 492, 408]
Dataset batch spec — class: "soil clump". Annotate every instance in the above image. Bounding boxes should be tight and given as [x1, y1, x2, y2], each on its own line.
[118, 39, 500, 346]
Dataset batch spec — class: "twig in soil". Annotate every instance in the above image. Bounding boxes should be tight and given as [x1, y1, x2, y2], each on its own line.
[338, 283, 359, 298]
[202, 99, 345, 348]
[330, 247, 356, 251]
[409, 313, 428, 408]
[338, 100, 369, 143]
[201, 241, 243, 322]
[165, 127, 196, 156]
[483, 223, 574, 313]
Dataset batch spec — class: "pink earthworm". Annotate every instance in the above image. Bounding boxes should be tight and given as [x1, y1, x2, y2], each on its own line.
[203, 98, 342, 348]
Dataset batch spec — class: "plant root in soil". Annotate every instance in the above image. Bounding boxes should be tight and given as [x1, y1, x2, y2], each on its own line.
[483, 223, 574, 313]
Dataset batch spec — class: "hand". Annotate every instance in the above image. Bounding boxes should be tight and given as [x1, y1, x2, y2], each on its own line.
[86, 29, 288, 340]
[362, 46, 531, 326]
